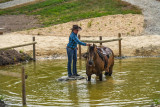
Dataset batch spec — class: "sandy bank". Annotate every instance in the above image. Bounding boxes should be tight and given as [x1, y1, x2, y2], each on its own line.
[0, 33, 160, 57]
[16, 14, 144, 37]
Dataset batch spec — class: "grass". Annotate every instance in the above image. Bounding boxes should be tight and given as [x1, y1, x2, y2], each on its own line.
[0, 0, 142, 27]
[0, 0, 13, 3]
[87, 20, 93, 28]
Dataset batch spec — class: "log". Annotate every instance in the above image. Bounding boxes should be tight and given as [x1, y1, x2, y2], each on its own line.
[99, 36, 102, 46]
[0, 28, 5, 35]
[0, 42, 37, 50]
[33, 37, 36, 61]
[22, 67, 26, 106]
[118, 33, 122, 57]
[78, 35, 81, 59]
[81, 38, 122, 43]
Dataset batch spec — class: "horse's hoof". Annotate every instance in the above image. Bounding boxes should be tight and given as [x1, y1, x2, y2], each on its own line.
[108, 73, 112, 76]
[104, 72, 109, 76]
[88, 76, 91, 81]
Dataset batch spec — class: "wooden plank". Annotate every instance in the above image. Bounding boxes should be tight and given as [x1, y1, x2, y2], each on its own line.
[78, 35, 81, 59]
[81, 38, 122, 43]
[22, 67, 26, 106]
[0, 41, 37, 50]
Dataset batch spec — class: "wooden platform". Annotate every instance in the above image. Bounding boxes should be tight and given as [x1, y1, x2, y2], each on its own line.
[57, 76, 85, 81]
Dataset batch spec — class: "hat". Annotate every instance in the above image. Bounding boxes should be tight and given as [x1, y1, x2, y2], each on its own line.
[71, 25, 82, 31]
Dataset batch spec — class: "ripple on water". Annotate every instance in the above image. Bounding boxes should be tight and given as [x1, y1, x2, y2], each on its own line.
[0, 58, 160, 106]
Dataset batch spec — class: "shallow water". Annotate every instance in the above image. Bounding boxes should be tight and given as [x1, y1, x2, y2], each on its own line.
[0, 58, 160, 107]
[122, 0, 160, 35]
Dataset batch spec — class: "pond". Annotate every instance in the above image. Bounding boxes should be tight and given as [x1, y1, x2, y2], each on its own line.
[0, 57, 160, 106]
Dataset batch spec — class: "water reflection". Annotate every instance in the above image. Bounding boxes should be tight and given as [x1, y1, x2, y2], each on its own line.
[0, 58, 160, 106]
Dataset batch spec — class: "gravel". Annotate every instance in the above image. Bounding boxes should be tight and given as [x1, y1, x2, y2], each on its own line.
[0, 0, 35, 9]
[122, 0, 160, 35]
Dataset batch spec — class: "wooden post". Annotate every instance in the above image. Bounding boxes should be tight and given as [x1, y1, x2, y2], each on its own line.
[22, 67, 26, 106]
[0, 28, 4, 35]
[78, 35, 81, 59]
[118, 33, 122, 57]
[99, 36, 102, 46]
[33, 37, 36, 61]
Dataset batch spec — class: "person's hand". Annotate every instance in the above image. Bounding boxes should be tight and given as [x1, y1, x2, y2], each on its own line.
[86, 43, 91, 46]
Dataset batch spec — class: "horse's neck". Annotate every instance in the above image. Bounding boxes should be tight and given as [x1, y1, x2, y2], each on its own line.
[94, 50, 104, 64]
[94, 51, 100, 62]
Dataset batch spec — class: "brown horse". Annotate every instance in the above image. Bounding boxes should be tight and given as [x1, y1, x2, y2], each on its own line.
[86, 44, 114, 81]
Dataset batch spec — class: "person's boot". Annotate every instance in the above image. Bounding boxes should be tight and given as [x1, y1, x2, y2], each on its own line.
[74, 74, 80, 76]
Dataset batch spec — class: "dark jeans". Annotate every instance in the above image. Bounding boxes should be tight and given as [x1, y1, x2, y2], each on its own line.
[67, 47, 77, 76]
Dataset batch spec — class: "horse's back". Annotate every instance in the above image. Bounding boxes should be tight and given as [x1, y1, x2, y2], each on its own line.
[97, 46, 114, 57]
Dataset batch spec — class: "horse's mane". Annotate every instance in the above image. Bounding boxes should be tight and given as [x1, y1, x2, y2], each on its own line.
[89, 46, 94, 52]
[89, 46, 105, 61]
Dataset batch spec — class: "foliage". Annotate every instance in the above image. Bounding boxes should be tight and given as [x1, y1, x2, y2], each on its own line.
[0, 0, 142, 27]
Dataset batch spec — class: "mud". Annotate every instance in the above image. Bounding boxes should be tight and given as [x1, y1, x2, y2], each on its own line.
[0, 49, 32, 66]
[0, 15, 41, 32]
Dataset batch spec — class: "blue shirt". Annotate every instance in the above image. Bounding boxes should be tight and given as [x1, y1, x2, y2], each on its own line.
[67, 32, 86, 49]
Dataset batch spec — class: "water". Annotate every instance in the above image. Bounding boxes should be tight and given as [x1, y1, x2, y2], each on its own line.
[122, 0, 160, 35]
[0, 58, 160, 107]
[0, 0, 36, 9]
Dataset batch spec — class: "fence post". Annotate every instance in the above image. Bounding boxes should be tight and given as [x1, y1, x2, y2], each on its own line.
[99, 36, 102, 46]
[33, 37, 36, 61]
[78, 35, 81, 59]
[22, 67, 26, 106]
[118, 33, 122, 57]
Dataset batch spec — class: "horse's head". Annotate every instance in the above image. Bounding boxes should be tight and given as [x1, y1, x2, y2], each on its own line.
[88, 44, 97, 66]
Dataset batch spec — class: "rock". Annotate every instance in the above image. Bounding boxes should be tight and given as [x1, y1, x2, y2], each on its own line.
[57, 76, 85, 81]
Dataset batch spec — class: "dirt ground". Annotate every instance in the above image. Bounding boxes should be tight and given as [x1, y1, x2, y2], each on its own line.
[1, 14, 160, 58]
[16, 14, 144, 37]
[0, 33, 160, 58]
[0, 15, 41, 32]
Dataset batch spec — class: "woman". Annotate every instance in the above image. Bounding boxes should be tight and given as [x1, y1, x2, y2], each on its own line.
[67, 25, 90, 77]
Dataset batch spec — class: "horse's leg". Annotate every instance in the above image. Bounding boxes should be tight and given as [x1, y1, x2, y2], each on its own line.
[104, 68, 109, 76]
[109, 65, 113, 76]
[88, 75, 91, 81]
[99, 73, 103, 81]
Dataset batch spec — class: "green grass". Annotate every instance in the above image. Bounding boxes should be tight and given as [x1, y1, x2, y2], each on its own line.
[0, 0, 142, 27]
[0, 0, 13, 3]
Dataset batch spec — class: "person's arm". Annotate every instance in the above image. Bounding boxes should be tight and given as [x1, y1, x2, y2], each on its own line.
[73, 35, 86, 46]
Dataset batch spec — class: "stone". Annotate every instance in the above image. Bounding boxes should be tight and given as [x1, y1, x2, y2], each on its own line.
[57, 76, 85, 81]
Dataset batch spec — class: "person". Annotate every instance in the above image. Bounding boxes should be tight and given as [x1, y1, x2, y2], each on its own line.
[67, 25, 90, 77]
